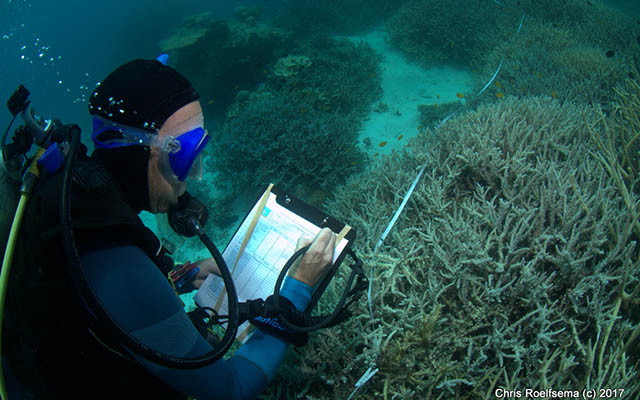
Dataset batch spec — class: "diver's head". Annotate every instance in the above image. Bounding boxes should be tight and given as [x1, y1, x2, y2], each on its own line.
[148, 100, 205, 212]
[88, 58, 208, 213]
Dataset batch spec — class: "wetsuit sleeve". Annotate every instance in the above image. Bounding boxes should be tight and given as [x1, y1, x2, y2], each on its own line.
[79, 244, 312, 400]
[232, 276, 311, 382]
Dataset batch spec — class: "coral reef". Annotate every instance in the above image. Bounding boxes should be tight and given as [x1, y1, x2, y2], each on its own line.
[208, 35, 382, 203]
[588, 76, 640, 236]
[263, 96, 640, 399]
[157, 4, 640, 398]
[269, 36, 383, 119]
[478, 20, 630, 104]
[209, 89, 367, 203]
[417, 101, 464, 127]
[272, 55, 312, 79]
[157, 12, 214, 52]
[468, 0, 639, 106]
[385, 0, 639, 107]
[386, 0, 513, 66]
[158, 7, 292, 117]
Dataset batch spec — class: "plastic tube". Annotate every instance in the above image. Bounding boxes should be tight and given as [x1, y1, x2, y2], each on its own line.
[0, 194, 29, 400]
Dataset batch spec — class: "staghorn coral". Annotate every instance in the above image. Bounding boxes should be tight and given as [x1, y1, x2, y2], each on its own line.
[386, 0, 514, 67]
[475, 16, 633, 106]
[516, 0, 639, 54]
[587, 76, 640, 236]
[268, 36, 383, 119]
[206, 35, 381, 207]
[473, 0, 639, 106]
[208, 90, 367, 204]
[418, 101, 464, 127]
[262, 96, 639, 399]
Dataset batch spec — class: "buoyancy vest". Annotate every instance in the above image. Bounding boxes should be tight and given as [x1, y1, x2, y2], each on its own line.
[2, 149, 186, 399]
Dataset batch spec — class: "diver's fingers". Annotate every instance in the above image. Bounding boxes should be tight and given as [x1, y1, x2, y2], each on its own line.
[305, 228, 336, 265]
[295, 237, 313, 251]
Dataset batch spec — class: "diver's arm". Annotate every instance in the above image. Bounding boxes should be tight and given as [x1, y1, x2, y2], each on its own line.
[232, 277, 311, 382]
[79, 244, 310, 400]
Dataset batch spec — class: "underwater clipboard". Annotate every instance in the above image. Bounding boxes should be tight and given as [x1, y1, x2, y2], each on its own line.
[193, 183, 356, 341]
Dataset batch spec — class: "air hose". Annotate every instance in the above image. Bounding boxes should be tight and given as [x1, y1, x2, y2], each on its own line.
[0, 148, 46, 399]
[60, 125, 240, 369]
[271, 246, 366, 333]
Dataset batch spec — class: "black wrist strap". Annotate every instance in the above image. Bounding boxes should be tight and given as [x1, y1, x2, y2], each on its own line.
[241, 296, 309, 347]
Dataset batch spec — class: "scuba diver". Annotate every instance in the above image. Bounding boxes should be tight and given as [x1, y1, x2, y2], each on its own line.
[1, 58, 341, 399]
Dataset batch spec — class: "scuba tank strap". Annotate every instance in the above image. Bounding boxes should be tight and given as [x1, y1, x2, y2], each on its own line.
[243, 296, 309, 347]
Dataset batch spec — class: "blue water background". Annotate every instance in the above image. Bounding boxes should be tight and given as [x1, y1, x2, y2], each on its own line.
[0, 0, 279, 136]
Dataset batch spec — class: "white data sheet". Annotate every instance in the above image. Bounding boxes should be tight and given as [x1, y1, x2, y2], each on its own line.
[194, 187, 349, 340]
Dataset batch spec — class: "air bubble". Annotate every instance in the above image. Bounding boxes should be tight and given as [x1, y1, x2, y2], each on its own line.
[107, 113, 113, 117]
[119, 109, 125, 114]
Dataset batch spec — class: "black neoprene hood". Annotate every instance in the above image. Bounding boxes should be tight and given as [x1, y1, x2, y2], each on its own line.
[88, 58, 200, 132]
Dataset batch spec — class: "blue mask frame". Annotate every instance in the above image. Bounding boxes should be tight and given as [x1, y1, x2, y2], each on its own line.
[91, 115, 210, 183]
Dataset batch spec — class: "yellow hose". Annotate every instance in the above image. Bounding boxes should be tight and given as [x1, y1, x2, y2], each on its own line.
[0, 193, 30, 400]
[0, 148, 44, 399]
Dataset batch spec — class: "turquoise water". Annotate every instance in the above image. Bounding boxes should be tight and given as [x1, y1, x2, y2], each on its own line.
[0, 0, 268, 133]
[2, 0, 640, 398]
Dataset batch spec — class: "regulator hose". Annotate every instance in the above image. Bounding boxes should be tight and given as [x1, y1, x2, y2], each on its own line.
[60, 125, 239, 369]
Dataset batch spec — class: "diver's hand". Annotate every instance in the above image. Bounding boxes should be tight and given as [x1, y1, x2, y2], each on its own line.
[190, 258, 221, 289]
[288, 228, 336, 287]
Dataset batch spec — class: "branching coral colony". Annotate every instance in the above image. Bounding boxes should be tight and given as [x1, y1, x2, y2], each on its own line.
[587, 76, 640, 368]
[587, 77, 640, 236]
[263, 96, 639, 399]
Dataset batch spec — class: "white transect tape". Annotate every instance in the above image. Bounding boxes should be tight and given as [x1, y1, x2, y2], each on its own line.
[369, 160, 428, 318]
[345, 367, 379, 400]
[477, 57, 504, 97]
[517, 14, 525, 33]
[374, 162, 428, 253]
[358, 11, 527, 399]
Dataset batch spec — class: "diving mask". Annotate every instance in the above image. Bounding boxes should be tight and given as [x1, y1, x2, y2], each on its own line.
[91, 115, 210, 183]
